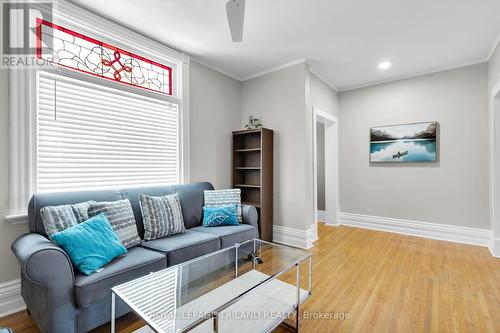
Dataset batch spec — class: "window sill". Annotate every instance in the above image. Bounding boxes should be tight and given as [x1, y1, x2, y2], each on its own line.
[5, 213, 28, 224]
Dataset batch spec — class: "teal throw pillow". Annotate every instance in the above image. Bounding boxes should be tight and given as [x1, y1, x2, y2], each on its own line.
[203, 204, 239, 227]
[51, 213, 127, 275]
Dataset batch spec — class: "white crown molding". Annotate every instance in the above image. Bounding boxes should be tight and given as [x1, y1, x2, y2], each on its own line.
[338, 58, 488, 92]
[339, 212, 493, 249]
[241, 58, 308, 82]
[190, 58, 242, 81]
[309, 68, 339, 92]
[488, 31, 500, 61]
[0, 279, 25, 318]
[273, 225, 317, 249]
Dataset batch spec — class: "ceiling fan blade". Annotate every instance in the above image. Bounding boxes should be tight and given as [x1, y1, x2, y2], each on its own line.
[226, 0, 245, 42]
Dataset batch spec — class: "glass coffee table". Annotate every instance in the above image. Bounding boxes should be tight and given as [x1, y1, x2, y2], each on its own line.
[111, 239, 312, 333]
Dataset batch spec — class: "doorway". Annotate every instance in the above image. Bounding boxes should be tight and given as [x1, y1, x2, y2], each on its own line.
[312, 107, 339, 240]
[490, 82, 500, 258]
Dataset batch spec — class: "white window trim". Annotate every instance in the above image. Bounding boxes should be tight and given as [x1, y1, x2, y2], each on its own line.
[6, 2, 190, 223]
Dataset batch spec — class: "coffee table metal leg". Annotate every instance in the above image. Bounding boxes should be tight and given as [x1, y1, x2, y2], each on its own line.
[111, 292, 115, 333]
[213, 313, 219, 332]
[308, 256, 312, 294]
[253, 240, 256, 270]
[296, 262, 300, 333]
[235, 244, 239, 278]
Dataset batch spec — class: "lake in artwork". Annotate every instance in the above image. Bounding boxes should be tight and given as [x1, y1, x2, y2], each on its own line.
[370, 122, 438, 162]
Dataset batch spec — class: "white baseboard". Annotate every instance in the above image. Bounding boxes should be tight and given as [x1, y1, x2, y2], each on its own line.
[0, 279, 25, 318]
[316, 210, 327, 222]
[339, 212, 493, 249]
[490, 238, 500, 258]
[273, 225, 317, 249]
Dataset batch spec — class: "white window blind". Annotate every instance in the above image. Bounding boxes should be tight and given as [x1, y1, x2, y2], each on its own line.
[37, 71, 180, 193]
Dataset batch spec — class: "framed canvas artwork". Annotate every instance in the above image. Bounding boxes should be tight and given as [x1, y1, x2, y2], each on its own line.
[370, 121, 438, 162]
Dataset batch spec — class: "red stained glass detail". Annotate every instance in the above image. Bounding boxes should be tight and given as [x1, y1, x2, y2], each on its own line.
[101, 50, 132, 81]
[36, 18, 173, 95]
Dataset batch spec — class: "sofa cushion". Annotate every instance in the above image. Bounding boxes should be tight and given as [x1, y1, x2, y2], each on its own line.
[204, 189, 242, 223]
[40, 200, 95, 237]
[88, 200, 141, 248]
[140, 230, 220, 266]
[52, 214, 127, 276]
[29, 190, 122, 237]
[139, 193, 186, 240]
[74, 246, 166, 308]
[120, 182, 215, 237]
[190, 224, 256, 248]
[203, 204, 239, 227]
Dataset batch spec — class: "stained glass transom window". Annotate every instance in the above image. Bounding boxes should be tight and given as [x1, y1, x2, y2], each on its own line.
[36, 19, 173, 95]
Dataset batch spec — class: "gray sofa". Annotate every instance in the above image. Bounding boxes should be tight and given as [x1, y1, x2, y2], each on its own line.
[11, 182, 259, 333]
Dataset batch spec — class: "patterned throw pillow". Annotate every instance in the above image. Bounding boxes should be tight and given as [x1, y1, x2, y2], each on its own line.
[139, 193, 186, 240]
[204, 189, 242, 223]
[88, 199, 141, 248]
[40, 201, 95, 237]
[203, 204, 239, 227]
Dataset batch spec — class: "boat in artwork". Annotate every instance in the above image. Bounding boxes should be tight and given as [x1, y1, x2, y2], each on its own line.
[392, 151, 408, 159]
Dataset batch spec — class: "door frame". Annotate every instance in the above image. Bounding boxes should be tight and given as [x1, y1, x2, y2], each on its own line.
[312, 107, 339, 239]
[489, 80, 500, 258]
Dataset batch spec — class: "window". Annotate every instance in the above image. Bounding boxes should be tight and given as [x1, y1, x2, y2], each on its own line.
[37, 19, 173, 95]
[37, 71, 181, 192]
[7, 4, 189, 222]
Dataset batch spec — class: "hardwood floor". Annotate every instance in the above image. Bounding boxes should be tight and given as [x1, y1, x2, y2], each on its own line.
[1, 223, 499, 332]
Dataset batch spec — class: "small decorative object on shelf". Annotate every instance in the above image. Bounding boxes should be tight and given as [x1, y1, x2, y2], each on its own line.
[244, 115, 262, 129]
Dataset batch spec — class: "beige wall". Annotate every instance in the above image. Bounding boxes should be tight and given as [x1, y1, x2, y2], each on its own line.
[489, 43, 500, 92]
[240, 65, 339, 231]
[310, 73, 339, 117]
[241, 63, 310, 230]
[339, 63, 490, 229]
[189, 61, 242, 189]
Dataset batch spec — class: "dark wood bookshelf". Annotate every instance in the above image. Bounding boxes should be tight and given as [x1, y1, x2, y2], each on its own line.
[232, 128, 273, 241]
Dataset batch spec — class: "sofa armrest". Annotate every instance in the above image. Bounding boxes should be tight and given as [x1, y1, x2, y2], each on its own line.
[11, 233, 77, 333]
[241, 204, 259, 238]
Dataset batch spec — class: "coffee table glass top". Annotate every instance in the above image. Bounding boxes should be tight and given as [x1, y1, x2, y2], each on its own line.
[112, 239, 312, 333]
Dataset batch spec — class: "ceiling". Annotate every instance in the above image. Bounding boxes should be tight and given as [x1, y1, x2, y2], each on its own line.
[72, 0, 500, 91]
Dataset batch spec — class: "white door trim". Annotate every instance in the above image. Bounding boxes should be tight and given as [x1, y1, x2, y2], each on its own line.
[489, 80, 500, 258]
[312, 107, 339, 240]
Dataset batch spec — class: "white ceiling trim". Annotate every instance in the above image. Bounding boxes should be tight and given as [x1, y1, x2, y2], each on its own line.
[338, 58, 488, 93]
[488, 31, 500, 61]
[191, 58, 242, 81]
[310, 68, 338, 92]
[241, 58, 308, 81]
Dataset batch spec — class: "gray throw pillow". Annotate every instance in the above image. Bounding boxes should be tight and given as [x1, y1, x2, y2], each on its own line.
[40, 201, 95, 237]
[88, 199, 141, 248]
[204, 189, 242, 223]
[139, 193, 186, 240]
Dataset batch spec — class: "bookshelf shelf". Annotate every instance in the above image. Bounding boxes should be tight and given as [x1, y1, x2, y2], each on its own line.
[235, 148, 262, 152]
